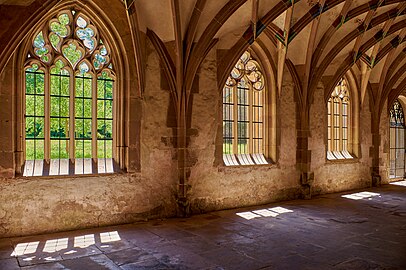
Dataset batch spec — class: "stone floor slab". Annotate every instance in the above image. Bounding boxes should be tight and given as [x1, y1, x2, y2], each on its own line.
[0, 183, 405, 270]
[0, 257, 20, 270]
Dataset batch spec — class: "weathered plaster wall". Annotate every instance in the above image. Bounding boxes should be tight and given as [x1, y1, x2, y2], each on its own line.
[0, 40, 177, 237]
[310, 82, 372, 195]
[188, 48, 300, 213]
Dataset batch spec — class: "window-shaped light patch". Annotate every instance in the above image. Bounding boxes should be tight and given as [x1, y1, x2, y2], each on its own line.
[100, 231, 121, 243]
[342, 191, 380, 200]
[390, 180, 406, 187]
[252, 209, 279, 217]
[236, 211, 261, 220]
[43, 238, 69, 253]
[11, 241, 40, 256]
[269, 206, 294, 214]
[74, 234, 95, 248]
[237, 207, 293, 220]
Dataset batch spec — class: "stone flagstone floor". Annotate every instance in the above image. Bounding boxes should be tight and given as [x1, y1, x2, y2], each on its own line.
[0, 181, 405, 269]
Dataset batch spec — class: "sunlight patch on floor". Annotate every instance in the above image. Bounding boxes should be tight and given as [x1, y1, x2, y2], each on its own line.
[11, 241, 39, 256]
[237, 206, 293, 220]
[342, 191, 380, 200]
[74, 234, 95, 248]
[43, 238, 68, 253]
[11, 231, 122, 257]
[390, 180, 406, 187]
[100, 231, 121, 243]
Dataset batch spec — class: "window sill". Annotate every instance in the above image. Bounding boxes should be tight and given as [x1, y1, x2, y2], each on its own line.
[222, 154, 275, 167]
[15, 171, 125, 180]
[21, 158, 121, 177]
[388, 176, 404, 180]
[326, 158, 359, 164]
[218, 162, 278, 173]
[326, 151, 358, 164]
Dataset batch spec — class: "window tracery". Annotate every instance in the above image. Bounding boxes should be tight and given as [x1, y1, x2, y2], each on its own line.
[223, 51, 268, 166]
[327, 78, 352, 160]
[389, 99, 405, 178]
[23, 10, 115, 176]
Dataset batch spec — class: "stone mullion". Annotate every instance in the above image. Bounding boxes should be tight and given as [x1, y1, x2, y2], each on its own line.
[112, 76, 118, 165]
[69, 71, 75, 171]
[248, 85, 253, 154]
[297, 105, 311, 199]
[339, 98, 343, 151]
[371, 108, 381, 186]
[91, 73, 98, 173]
[44, 70, 51, 162]
[113, 66, 124, 170]
[328, 99, 333, 151]
[232, 86, 238, 154]
[346, 100, 351, 153]
[333, 98, 339, 151]
[176, 94, 188, 215]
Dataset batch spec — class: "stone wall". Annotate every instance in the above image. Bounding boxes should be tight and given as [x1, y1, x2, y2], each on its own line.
[0, 28, 384, 238]
[0, 40, 177, 237]
[310, 82, 372, 194]
[0, 40, 380, 237]
[379, 102, 391, 184]
[188, 48, 300, 213]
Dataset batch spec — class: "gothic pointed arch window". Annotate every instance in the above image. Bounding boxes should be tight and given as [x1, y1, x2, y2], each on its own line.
[23, 10, 116, 176]
[389, 99, 405, 178]
[327, 77, 353, 160]
[222, 51, 269, 166]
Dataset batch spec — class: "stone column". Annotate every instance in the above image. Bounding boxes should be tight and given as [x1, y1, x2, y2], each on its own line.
[296, 104, 313, 199]
[371, 110, 381, 186]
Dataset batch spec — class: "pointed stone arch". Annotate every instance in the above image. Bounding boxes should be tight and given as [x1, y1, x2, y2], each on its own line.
[12, 0, 137, 175]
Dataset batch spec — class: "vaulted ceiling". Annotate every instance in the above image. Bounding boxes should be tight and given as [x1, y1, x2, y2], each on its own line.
[125, 0, 406, 112]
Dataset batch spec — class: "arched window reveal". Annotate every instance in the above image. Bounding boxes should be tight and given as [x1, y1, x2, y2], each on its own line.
[23, 10, 115, 176]
[327, 78, 353, 160]
[223, 51, 268, 166]
[389, 99, 405, 178]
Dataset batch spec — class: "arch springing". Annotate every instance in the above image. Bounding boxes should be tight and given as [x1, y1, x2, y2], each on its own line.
[24, 9, 115, 176]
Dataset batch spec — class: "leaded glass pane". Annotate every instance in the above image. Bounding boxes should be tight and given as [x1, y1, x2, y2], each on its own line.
[97, 139, 113, 159]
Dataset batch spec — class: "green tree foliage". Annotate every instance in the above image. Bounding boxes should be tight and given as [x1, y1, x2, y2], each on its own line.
[26, 63, 114, 159]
